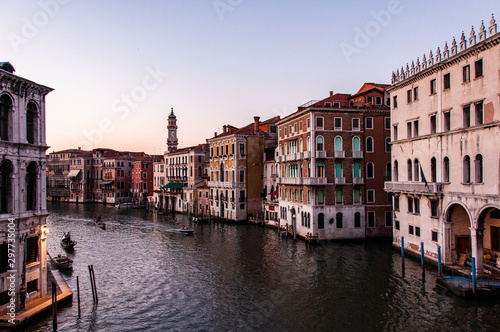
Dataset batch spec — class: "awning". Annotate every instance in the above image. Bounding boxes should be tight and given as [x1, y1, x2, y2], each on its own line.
[180, 167, 188, 170]
[100, 180, 113, 185]
[68, 169, 81, 177]
[269, 190, 279, 196]
[164, 183, 186, 189]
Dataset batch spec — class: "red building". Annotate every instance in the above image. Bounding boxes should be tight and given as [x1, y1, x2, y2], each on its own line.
[131, 156, 154, 205]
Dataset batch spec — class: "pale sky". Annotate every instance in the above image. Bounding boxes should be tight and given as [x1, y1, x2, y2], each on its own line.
[1, 0, 497, 154]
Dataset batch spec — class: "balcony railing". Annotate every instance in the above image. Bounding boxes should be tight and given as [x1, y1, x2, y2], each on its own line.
[303, 151, 312, 159]
[316, 151, 327, 158]
[384, 181, 443, 195]
[353, 177, 364, 185]
[334, 151, 345, 158]
[276, 177, 303, 185]
[208, 181, 239, 189]
[335, 177, 346, 184]
[352, 151, 363, 158]
[303, 177, 327, 185]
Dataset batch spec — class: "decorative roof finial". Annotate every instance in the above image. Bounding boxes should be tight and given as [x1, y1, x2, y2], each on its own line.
[489, 13, 497, 35]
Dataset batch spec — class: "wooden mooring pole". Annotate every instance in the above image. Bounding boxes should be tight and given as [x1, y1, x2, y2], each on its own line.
[52, 282, 57, 331]
[77, 276, 81, 317]
[88, 265, 98, 304]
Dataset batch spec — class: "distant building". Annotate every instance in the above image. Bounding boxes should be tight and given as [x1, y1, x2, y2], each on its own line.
[207, 116, 280, 222]
[0, 62, 52, 312]
[385, 16, 500, 273]
[276, 85, 392, 240]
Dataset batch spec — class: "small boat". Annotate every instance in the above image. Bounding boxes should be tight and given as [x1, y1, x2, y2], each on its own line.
[54, 254, 73, 269]
[61, 233, 76, 250]
[178, 227, 194, 236]
[94, 217, 106, 229]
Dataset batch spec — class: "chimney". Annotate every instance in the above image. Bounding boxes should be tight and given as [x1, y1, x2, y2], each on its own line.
[254, 116, 260, 133]
[214, 132, 217, 137]
[78, 147, 81, 150]
[223, 125, 227, 133]
[330, 91, 333, 97]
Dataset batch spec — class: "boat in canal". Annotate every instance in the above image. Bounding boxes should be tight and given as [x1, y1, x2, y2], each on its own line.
[54, 254, 73, 269]
[61, 232, 76, 250]
[178, 227, 194, 236]
[436, 276, 500, 298]
[94, 217, 106, 229]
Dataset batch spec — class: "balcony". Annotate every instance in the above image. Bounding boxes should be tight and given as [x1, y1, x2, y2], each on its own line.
[303, 151, 312, 159]
[335, 177, 346, 184]
[384, 181, 443, 195]
[278, 155, 284, 163]
[353, 177, 364, 185]
[276, 177, 303, 185]
[352, 151, 363, 159]
[316, 151, 327, 158]
[334, 151, 345, 158]
[208, 181, 239, 189]
[303, 177, 327, 185]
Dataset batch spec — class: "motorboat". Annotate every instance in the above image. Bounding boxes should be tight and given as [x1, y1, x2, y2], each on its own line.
[178, 227, 194, 236]
[61, 232, 76, 250]
[54, 254, 73, 269]
[94, 217, 106, 230]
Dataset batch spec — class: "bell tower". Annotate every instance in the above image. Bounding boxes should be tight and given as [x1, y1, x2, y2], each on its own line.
[167, 107, 178, 152]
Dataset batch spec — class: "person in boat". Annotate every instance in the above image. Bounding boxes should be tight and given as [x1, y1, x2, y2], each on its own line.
[65, 232, 71, 241]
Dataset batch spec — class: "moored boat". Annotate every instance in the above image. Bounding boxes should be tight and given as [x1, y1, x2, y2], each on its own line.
[179, 227, 194, 236]
[54, 254, 73, 269]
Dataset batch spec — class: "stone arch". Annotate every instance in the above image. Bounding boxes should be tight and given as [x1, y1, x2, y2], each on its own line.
[443, 202, 473, 263]
[477, 205, 500, 253]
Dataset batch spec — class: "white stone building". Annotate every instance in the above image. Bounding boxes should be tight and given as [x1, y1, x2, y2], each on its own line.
[0, 62, 52, 312]
[385, 16, 500, 274]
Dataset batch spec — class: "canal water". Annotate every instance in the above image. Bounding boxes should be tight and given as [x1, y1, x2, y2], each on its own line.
[29, 203, 500, 331]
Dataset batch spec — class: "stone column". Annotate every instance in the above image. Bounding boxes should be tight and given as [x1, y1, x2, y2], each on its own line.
[470, 227, 485, 275]
[442, 221, 453, 264]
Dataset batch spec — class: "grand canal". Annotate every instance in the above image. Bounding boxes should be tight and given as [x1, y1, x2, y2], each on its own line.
[29, 203, 500, 331]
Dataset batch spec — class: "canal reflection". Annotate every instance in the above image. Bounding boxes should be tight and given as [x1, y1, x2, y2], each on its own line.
[28, 203, 500, 331]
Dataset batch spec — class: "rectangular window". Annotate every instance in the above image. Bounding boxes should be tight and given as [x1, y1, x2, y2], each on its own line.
[463, 105, 471, 128]
[393, 95, 398, 108]
[409, 225, 414, 235]
[407, 197, 414, 213]
[239, 170, 244, 183]
[239, 144, 245, 156]
[413, 120, 419, 137]
[352, 118, 360, 131]
[475, 101, 484, 125]
[385, 117, 391, 129]
[431, 200, 438, 217]
[443, 73, 451, 89]
[407, 122, 412, 139]
[385, 211, 393, 227]
[432, 231, 438, 242]
[307, 118, 310, 128]
[395, 220, 400, 230]
[444, 111, 451, 131]
[475, 59, 483, 78]
[375, 96, 382, 105]
[430, 114, 437, 134]
[318, 191, 324, 204]
[334, 117, 342, 130]
[366, 117, 373, 129]
[354, 189, 360, 203]
[366, 96, 373, 104]
[316, 117, 324, 129]
[26, 236, 39, 264]
[414, 198, 420, 214]
[430, 79, 437, 94]
[463, 65, 470, 83]
[336, 190, 343, 204]
[299, 121, 303, 131]
[407, 89, 412, 103]
[393, 125, 398, 141]
[415, 227, 421, 237]
[413, 87, 419, 101]
[394, 196, 400, 211]
[367, 190, 375, 203]
[368, 212, 375, 228]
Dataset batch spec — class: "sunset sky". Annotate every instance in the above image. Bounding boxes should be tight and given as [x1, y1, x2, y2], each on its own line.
[2, 0, 497, 154]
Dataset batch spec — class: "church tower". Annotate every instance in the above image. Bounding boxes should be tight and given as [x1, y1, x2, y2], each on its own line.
[167, 107, 178, 152]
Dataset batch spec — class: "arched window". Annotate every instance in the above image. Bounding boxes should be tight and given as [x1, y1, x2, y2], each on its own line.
[284, 142, 288, 155]
[443, 157, 450, 182]
[393, 160, 399, 181]
[220, 163, 224, 182]
[26, 102, 37, 144]
[463, 155, 471, 183]
[316, 136, 324, 151]
[385, 137, 391, 152]
[279, 144, 282, 155]
[0, 160, 13, 213]
[353, 136, 360, 151]
[299, 138, 303, 152]
[317, 190, 324, 204]
[475, 154, 483, 183]
[335, 162, 342, 177]
[431, 157, 437, 183]
[317, 163, 324, 177]
[334, 136, 342, 151]
[26, 162, 37, 211]
[353, 162, 360, 178]
[318, 213, 324, 229]
[307, 136, 311, 151]
[407, 159, 413, 181]
[0, 94, 12, 141]
[366, 137, 374, 152]
[367, 162, 374, 178]
[336, 212, 343, 228]
[413, 159, 420, 182]
[354, 212, 361, 228]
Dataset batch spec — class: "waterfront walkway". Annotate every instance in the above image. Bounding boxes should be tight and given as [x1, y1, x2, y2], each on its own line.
[0, 255, 73, 330]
